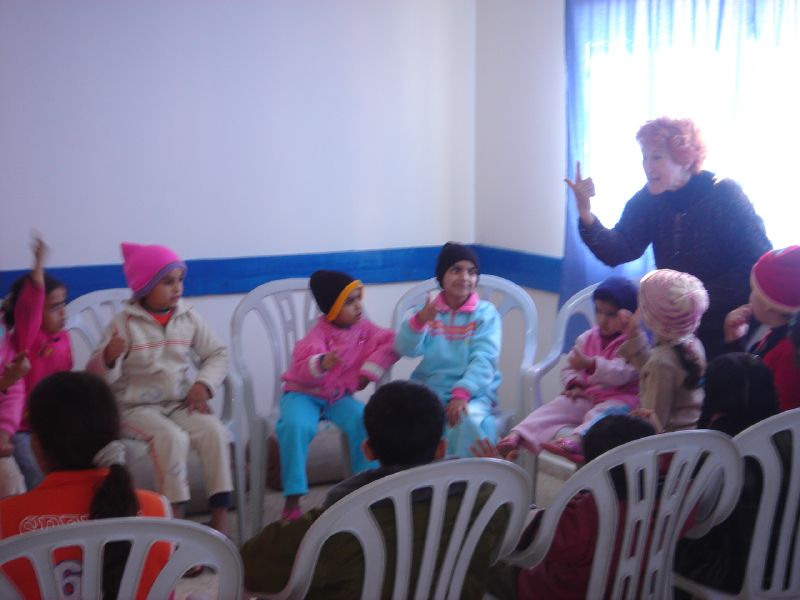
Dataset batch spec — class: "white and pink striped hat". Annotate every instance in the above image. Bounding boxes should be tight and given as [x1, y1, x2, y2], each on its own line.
[639, 269, 709, 342]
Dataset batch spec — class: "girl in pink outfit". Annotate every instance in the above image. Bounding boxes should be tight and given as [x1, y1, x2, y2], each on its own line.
[2, 237, 72, 490]
[498, 277, 640, 464]
[277, 270, 397, 520]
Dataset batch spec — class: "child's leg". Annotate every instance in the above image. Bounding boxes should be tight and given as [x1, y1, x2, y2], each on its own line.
[275, 392, 324, 498]
[170, 409, 234, 534]
[0, 456, 25, 498]
[447, 398, 495, 458]
[11, 432, 43, 490]
[325, 394, 378, 474]
[122, 406, 191, 504]
[509, 395, 593, 454]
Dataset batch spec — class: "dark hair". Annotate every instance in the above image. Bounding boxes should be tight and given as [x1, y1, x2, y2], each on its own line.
[364, 380, 444, 466]
[674, 342, 704, 389]
[583, 414, 656, 464]
[698, 353, 779, 437]
[29, 371, 138, 599]
[791, 316, 800, 367]
[2, 273, 66, 329]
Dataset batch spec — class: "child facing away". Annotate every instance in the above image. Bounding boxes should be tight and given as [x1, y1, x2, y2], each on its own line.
[0, 371, 171, 600]
[394, 242, 502, 457]
[498, 276, 640, 464]
[1, 236, 72, 490]
[675, 352, 781, 595]
[86, 242, 232, 534]
[479, 414, 657, 600]
[723, 246, 800, 412]
[242, 380, 509, 599]
[277, 270, 397, 520]
[620, 269, 709, 432]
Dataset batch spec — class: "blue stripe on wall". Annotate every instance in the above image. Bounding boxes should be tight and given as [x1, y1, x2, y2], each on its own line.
[0, 245, 562, 299]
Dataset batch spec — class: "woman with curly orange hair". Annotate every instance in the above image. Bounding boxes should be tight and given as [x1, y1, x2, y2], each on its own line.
[566, 117, 771, 359]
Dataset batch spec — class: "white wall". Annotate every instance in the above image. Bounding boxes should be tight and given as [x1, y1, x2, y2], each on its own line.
[0, 0, 476, 268]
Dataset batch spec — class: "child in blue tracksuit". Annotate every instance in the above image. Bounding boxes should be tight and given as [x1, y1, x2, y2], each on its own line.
[395, 242, 502, 457]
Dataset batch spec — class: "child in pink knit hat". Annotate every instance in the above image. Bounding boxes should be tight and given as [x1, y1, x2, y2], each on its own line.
[620, 269, 709, 432]
[724, 246, 800, 412]
[86, 242, 233, 535]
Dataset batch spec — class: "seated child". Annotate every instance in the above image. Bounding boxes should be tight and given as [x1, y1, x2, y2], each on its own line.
[498, 276, 640, 463]
[481, 414, 656, 600]
[87, 242, 232, 534]
[277, 270, 397, 520]
[0, 372, 170, 600]
[2, 236, 72, 490]
[723, 246, 800, 412]
[0, 346, 28, 498]
[394, 242, 501, 457]
[675, 352, 781, 595]
[620, 269, 708, 432]
[241, 380, 508, 599]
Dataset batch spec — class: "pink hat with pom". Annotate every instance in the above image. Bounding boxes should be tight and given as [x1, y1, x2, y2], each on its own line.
[751, 246, 800, 314]
[639, 269, 709, 341]
[121, 242, 186, 298]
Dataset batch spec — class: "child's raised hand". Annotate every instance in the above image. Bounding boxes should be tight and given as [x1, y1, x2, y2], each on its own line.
[445, 397, 467, 427]
[183, 382, 213, 415]
[103, 327, 128, 367]
[30, 234, 48, 285]
[564, 161, 596, 221]
[416, 293, 438, 325]
[321, 351, 339, 371]
[724, 304, 752, 342]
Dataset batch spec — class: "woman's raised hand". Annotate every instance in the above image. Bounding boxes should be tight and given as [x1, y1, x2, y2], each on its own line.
[564, 161, 596, 226]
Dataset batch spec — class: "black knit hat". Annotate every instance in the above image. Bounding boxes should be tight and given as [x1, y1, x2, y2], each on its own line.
[592, 276, 638, 313]
[310, 270, 363, 321]
[435, 242, 480, 286]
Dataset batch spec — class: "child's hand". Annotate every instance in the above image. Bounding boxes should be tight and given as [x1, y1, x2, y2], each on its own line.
[1, 352, 30, 389]
[623, 309, 641, 339]
[30, 234, 48, 285]
[724, 304, 752, 342]
[416, 294, 438, 325]
[564, 385, 587, 400]
[183, 382, 213, 415]
[321, 351, 339, 371]
[470, 438, 518, 462]
[356, 375, 370, 391]
[445, 397, 467, 427]
[103, 327, 128, 367]
[0, 431, 13, 458]
[568, 347, 594, 372]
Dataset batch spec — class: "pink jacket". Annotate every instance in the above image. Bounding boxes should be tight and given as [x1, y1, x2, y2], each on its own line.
[560, 327, 639, 407]
[282, 317, 397, 403]
[0, 340, 25, 435]
[10, 278, 72, 430]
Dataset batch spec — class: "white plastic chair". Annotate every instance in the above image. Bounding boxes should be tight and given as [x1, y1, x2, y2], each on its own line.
[66, 289, 247, 543]
[253, 458, 531, 600]
[0, 517, 243, 599]
[387, 275, 539, 427]
[674, 407, 800, 599]
[229, 278, 353, 538]
[505, 430, 743, 600]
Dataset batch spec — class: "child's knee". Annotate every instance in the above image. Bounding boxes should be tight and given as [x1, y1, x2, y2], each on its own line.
[153, 427, 190, 453]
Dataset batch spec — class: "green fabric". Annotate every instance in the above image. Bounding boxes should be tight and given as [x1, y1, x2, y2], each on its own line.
[241, 489, 509, 599]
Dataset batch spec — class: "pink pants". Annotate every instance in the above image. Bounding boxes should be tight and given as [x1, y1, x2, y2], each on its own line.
[511, 395, 631, 454]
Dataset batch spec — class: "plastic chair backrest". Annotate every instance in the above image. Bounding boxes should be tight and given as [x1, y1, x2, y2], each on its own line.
[734, 407, 800, 598]
[0, 517, 243, 600]
[257, 458, 530, 600]
[530, 282, 597, 412]
[388, 275, 538, 421]
[506, 430, 743, 600]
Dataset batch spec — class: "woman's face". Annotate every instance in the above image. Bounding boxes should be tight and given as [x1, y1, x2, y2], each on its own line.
[641, 138, 691, 195]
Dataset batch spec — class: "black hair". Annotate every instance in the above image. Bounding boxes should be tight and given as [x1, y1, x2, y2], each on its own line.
[674, 342, 704, 389]
[583, 414, 656, 464]
[790, 316, 800, 367]
[29, 371, 138, 599]
[363, 380, 445, 467]
[2, 273, 66, 329]
[698, 352, 779, 437]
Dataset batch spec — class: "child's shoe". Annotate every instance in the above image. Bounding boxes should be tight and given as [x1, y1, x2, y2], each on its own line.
[281, 506, 303, 521]
[541, 436, 585, 465]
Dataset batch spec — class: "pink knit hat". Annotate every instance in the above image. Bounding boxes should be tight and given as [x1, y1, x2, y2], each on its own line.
[751, 246, 800, 314]
[639, 269, 709, 341]
[121, 242, 186, 298]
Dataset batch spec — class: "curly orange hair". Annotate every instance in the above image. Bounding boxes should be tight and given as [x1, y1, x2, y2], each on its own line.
[636, 117, 707, 174]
